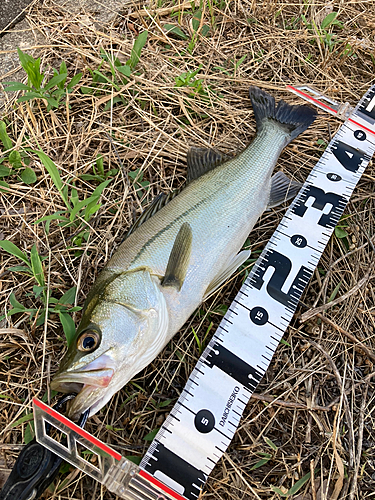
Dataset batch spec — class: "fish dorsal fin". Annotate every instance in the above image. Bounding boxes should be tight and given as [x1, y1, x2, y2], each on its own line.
[187, 147, 228, 183]
[161, 222, 193, 291]
[204, 249, 251, 300]
[267, 171, 302, 209]
[125, 188, 183, 240]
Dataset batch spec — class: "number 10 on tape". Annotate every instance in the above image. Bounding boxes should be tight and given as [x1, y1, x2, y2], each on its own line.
[34, 84, 375, 500]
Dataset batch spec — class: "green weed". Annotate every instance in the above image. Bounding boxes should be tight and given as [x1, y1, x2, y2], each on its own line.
[0, 241, 80, 343]
[302, 12, 344, 52]
[250, 436, 278, 470]
[33, 150, 111, 249]
[80, 155, 118, 182]
[81, 31, 148, 109]
[4, 48, 82, 111]
[214, 54, 247, 77]
[192, 322, 213, 354]
[271, 470, 317, 497]
[0, 121, 35, 186]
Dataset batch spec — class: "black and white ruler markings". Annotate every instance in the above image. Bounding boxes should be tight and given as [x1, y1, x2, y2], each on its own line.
[140, 85, 375, 499]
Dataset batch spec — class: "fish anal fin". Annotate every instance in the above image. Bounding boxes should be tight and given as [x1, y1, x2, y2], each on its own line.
[267, 171, 302, 209]
[187, 147, 228, 183]
[204, 249, 251, 300]
[162, 222, 193, 291]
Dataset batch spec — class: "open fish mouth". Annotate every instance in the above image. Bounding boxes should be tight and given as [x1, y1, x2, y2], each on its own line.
[51, 354, 116, 419]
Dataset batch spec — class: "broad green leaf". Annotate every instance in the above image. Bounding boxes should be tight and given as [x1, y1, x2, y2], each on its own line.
[9, 150, 22, 168]
[46, 97, 59, 109]
[164, 24, 188, 40]
[0, 165, 11, 177]
[60, 286, 77, 305]
[30, 244, 45, 287]
[32, 285, 45, 298]
[34, 211, 68, 224]
[67, 73, 82, 90]
[44, 74, 68, 89]
[96, 155, 104, 176]
[59, 60, 67, 75]
[321, 12, 338, 29]
[335, 226, 348, 239]
[158, 399, 173, 408]
[17, 92, 42, 101]
[250, 458, 271, 470]
[21, 167, 37, 184]
[0, 121, 13, 151]
[34, 151, 70, 208]
[0, 240, 30, 264]
[59, 312, 76, 347]
[128, 31, 148, 70]
[117, 65, 131, 77]
[9, 292, 26, 310]
[0, 180, 9, 190]
[3, 82, 31, 91]
[143, 428, 159, 441]
[11, 413, 34, 427]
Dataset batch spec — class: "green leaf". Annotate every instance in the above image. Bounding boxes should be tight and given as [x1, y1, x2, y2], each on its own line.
[335, 226, 348, 239]
[24, 421, 35, 444]
[8, 265, 32, 274]
[32, 285, 45, 298]
[3, 82, 31, 91]
[9, 150, 22, 168]
[328, 280, 341, 303]
[164, 24, 188, 40]
[117, 65, 131, 77]
[46, 97, 59, 108]
[264, 436, 278, 451]
[320, 12, 338, 29]
[0, 240, 30, 264]
[143, 428, 159, 441]
[69, 179, 111, 222]
[60, 286, 77, 305]
[17, 92, 42, 101]
[128, 31, 148, 70]
[0, 121, 13, 151]
[158, 399, 173, 408]
[34, 151, 70, 208]
[59, 312, 76, 347]
[9, 293, 26, 310]
[0, 165, 11, 177]
[0, 180, 9, 190]
[67, 73, 82, 90]
[21, 167, 37, 184]
[250, 458, 271, 470]
[286, 471, 312, 495]
[30, 244, 45, 287]
[11, 412, 34, 427]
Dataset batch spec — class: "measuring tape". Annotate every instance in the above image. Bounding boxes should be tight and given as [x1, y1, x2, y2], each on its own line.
[33, 84, 375, 500]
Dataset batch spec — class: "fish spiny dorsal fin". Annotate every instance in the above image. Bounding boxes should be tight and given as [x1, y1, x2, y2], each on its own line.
[124, 187, 184, 240]
[161, 222, 192, 291]
[187, 147, 228, 183]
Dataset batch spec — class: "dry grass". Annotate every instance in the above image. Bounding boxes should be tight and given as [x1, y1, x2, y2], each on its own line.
[1, 0, 375, 498]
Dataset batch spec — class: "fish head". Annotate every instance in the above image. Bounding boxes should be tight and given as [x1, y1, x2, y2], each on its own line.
[51, 269, 169, 419]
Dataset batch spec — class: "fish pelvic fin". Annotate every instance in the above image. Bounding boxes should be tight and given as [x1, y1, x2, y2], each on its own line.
[249, 86, 317, 142]
[162, 222, 193, 290]
[203, 249, 251, 300]
[267, 171, 303, 209]
[186, 147, 229, 183]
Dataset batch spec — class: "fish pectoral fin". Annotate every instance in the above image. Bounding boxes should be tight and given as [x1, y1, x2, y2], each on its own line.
[267, 171, 303, 209]
[204, 249, 251, 300]
[187, 147, 228, 183]
[161, 222, 193, 291]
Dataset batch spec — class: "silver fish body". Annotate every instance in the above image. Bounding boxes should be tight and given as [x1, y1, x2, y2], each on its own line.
[51, 87, 316, 418]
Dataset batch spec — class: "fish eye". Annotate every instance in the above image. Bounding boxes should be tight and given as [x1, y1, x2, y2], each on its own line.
[77, 330, 100, 352]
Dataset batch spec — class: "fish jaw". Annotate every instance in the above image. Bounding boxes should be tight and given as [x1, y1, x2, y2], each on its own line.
[51, 353, 116, 419]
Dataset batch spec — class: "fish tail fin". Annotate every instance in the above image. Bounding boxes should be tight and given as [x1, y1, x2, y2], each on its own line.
[249, 86, 317, 142]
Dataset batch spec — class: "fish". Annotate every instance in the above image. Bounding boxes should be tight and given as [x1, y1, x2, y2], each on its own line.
[51, 87, 317, 419]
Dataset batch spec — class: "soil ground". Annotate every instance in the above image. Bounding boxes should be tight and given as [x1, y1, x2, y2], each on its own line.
[0, 1, 375, 499]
